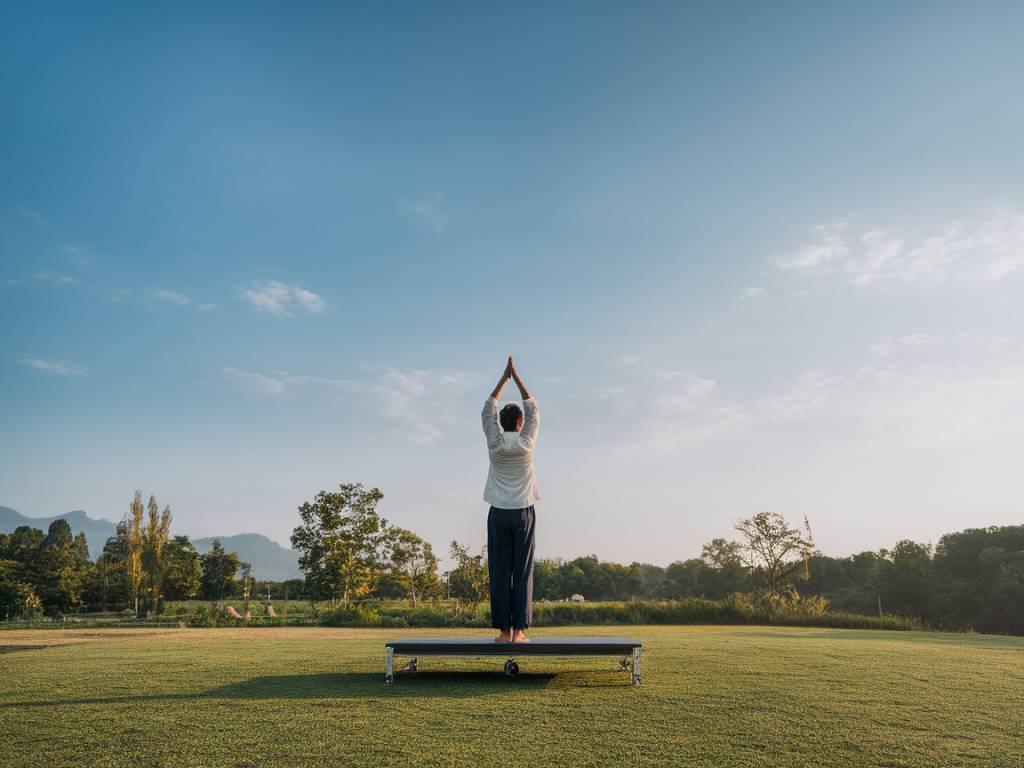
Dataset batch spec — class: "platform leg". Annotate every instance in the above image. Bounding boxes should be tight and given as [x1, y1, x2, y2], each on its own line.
[631, 647, 641, 685]
[385, 647, 394, 685]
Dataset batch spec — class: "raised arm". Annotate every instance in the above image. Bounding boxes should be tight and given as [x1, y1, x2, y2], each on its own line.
[509, 358, 539, 446]
[509, 359, 531, 401]
[482, 358, 513, 450]
[489, 357, 513, 400]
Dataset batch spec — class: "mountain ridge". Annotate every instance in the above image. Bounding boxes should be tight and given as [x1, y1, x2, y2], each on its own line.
[0, 506, 300, 580]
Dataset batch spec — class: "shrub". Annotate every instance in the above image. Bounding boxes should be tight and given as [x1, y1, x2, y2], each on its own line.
[323, 604, 382, 627]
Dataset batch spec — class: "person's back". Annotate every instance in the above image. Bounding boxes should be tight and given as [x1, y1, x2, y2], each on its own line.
[481, 357, 540, 643]
[482, 396, 540, 509]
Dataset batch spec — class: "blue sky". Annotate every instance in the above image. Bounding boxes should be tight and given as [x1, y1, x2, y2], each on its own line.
[3, 2, 1023, 565]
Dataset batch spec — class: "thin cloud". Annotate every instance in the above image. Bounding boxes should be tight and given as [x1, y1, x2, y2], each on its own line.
[153, 289, 190, 306]
[240, 280, 326, 317]
[774, 221, 848, 271]
[20, 358, 85, 376]
[619, 335, 1024, 456]
[196, 303, 217, 312]
[222, 366, 362, 397]
[739, 286, 765, 300]
[34, 271, 77, 284]
[869, 334, 937, 357]
[17, 207, 49, 227]
[222, 367, 290, 395]
[373, 369, 481, 444]
[64, 245, 94, 266]
[775, 207, 1024, 286]
[401, 199, 446, 233]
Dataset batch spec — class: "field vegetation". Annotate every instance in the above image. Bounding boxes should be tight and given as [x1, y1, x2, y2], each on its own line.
[2, 625, 1022, 767]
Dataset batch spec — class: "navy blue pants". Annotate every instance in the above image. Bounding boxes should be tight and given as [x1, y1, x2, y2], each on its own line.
[487, 505, 536, 630]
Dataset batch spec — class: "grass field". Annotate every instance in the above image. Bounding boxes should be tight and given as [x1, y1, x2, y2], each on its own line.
[2, 626, 1022, 767]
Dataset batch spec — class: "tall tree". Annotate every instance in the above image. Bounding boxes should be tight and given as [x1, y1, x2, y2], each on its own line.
[163, 536, 202, 600]
[125, 491, 145, 615]
[290, 484, 387, 608]
[386, 528, 440, 607]
[97, 523, 131, 610]
[200, 539, 240, 603]
[735, 512, 815, 598]
[142, 495, 172, 613]
[37, 520, 87, 612]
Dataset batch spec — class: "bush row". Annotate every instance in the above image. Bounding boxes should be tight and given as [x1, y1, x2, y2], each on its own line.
[319, 597, 921, 632]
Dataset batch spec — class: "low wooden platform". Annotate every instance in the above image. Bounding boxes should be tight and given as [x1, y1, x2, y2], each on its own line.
[384, 636, 642, 685]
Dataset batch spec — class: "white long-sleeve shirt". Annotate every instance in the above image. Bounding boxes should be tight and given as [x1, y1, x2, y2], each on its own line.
[481, 396, 540, 508]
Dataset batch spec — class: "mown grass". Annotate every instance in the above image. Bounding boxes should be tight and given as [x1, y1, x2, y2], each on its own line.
[2, 626, 1022, 767]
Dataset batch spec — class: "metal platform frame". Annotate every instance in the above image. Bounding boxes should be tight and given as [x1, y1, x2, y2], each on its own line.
[384, 637, 642, 685]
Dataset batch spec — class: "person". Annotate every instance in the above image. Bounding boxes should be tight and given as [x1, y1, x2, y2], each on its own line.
[481, 356, 540, 643]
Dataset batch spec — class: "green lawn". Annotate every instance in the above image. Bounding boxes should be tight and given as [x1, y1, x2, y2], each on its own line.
[2, 626, 1022, 767]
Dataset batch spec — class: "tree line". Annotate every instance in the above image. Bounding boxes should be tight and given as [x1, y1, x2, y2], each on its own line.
[0, 491, 252, 618]
[3, 483, 1022, 635]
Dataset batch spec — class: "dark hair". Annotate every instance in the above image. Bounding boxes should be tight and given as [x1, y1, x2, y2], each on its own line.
[499, 403, 523, 432]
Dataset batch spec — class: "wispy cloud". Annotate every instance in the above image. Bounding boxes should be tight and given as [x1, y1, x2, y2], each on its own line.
[774, 221, 848, 271]
[222, 366, 362, 397]
[241, 280, 326, 317]
[401, 199, 446, 233]
[63, 245, 94, 266]
[20, 357, 85, 376]
[775, 207, 1024, 286]
[34, 270, 77, 284]
[373, 369, 481, 444]
[196, 303, 216, 312]
[223, 367, 290, 395]
[870, 334, 937, 357]
[153, 289, 190, 306]
[739, 286, 765, 300]
[222, 364, 479, 444]
[605, 335, 1024, 456]
[17, 207, 48, 227]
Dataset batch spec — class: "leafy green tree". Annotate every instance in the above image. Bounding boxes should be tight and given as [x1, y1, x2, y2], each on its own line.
[37, 520, 88, 612]
[163, 536, 202, 600]
[200, 539, 241, 602]
[94, 523, 132, 610]
[386, 527, 440, 607]
[290, 484, 387, 608]
[447, 541, 489, 610]
[0, 559, 35, 619]
[532, 558, 563, 600]
[877, 540, 933, 617]
[660, 559, 708, 599]
[700, 538, 750, 597]
[932, 526, 1024, 634]
[1, 526, 44, 592]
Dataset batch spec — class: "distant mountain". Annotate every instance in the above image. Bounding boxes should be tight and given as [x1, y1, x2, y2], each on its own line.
[0, 507, 116, 559]
[0, 506, 300, 581]
[193, 534, 300, 581]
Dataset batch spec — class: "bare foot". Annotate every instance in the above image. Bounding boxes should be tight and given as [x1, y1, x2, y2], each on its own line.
[512, 629, 530, 643]
[494, 630, 512, 642]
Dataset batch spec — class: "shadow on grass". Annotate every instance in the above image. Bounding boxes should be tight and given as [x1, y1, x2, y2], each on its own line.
[0, 644, 53, 654]
[216, 671, 560, 698]
[0, 671, 570, 709]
